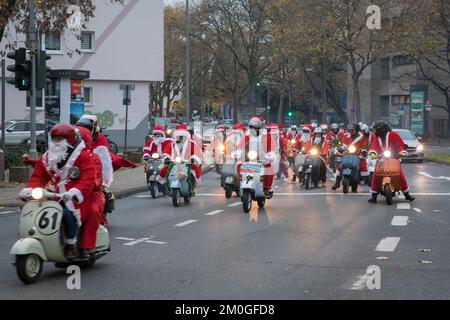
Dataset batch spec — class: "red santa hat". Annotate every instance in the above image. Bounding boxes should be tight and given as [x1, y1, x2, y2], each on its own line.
[153, 125, 165, 136]
[215, 125, 226, 132]
[302, 125, 313, 133]
[173, 124, 191, 139]
[278, 124, 286, 129]
[232, 123, 245, 132]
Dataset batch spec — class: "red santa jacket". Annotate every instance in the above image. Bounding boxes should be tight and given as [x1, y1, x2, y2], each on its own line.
[370, 131, 406, 157]
[304, 137, 330, 155]
[26, 141, 96, 224]
[162, 139, 203, 165]
[143, 138, 173, 158]
[341, 132, 369, 153]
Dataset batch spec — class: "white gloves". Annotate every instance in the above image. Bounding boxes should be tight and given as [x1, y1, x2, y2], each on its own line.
[62, 188, 83, 204]
[19, 188, 33, 201]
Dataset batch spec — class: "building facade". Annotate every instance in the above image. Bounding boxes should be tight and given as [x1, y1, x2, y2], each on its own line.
[0, 0, 164, 148]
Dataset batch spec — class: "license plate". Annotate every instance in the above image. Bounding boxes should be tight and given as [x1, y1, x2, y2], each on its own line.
[241, 163, 263, 173]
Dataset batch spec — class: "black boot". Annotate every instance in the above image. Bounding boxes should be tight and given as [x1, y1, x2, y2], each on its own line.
[332, 175, 342, 191]
[368, 193, 378, 204]
[291, 175, 296, 182]
[404, 192, 416, 202]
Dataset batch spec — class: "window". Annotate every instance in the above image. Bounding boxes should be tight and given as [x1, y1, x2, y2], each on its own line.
[392, 55, 413, 66]
[84, 87, 93, 104]
[380, 96, 390, 117]
[36, 123, 46, 131]
[45, 32, 61, 51]
[392, 95, 411, 105]
[81, 32, 95, 51]
[381, 57, 390, 80]
[10, 122, 29, 132]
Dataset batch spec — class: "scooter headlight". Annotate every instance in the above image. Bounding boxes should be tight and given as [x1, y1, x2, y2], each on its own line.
[310, 148, 318, 156]
[175, 157, 182, 164]
[383, 150, 392, 158]
[31, 188, 44, 200]
[218, 144, 225, 152]
[291, 139, 296, 144]
[348, 145, 356, 154]
[152, 153, 160, 159]
[248, 151, 258, 161]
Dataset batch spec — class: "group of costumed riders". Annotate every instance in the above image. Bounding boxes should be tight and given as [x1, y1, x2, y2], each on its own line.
[19, 115, 415, 260]
[20, 115, 136, 260]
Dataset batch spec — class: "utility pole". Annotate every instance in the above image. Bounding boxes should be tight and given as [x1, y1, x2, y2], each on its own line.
[28, 0, 39, 160]
[1, 59, 5, 152]
[184, 0, 191, 125]
[199, 21, 208, 121]
[266, 85, 270, 123]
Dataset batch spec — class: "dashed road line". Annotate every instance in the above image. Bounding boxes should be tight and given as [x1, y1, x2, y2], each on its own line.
[0, 211, 17, 215]
[228, 202, 241, 207]
[391, 216, 409, 226]
[397, 203, 411, 210]
[205, 210, 224, 216]
[375, 237, 401, 252]
[174, 220, 198, 227]
[413, 208, 422, 213]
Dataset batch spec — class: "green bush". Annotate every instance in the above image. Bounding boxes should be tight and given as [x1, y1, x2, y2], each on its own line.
[3, 146, 29, 170]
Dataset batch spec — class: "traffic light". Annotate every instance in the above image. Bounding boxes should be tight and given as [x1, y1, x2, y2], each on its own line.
[7, 48, 31, 91]
[36, 50, 52, 90]
[288, 111, 293, 117]
[256, 81, 261, 87]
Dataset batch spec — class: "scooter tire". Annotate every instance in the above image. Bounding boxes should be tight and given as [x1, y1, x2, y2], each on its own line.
[172, 189, 181, 207]
[305, 174, 311, 190]
[16, 254, 43, 285]
[342, 176, 350, 194]
[225, 185, 233, 199]
[150, 182, 159, 199]
[242, 191, 252, 213]
[257, 198, 266, 208]
[385, 185, 393, 206]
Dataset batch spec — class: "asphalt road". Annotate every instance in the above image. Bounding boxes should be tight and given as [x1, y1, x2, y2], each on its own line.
[0, 162, 449, 300]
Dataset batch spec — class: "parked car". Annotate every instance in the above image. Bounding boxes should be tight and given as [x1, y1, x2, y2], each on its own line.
[0, 120, 46, 146]
[394, 129, 424, 163]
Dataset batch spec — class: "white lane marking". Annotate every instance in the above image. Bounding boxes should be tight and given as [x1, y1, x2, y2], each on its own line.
[391, 216, 409, 226]
[115, 237, 135, 241]
[413, 208, 422, 213]
[205, 210, 224, 216]
[375, 237, 401, 252]
[228, 202, 242, 207]
[0, 210, 17, 215]
[123, 238, 152, 246]
[145, 240, 167, 244]
[351, 274, 369, 290]
[198, 192, 450, 197]
[418, 172, 450, 181]
[174, 220, 198, 227]
[397, 203, 411, 210]
[135, 195, 151, 198]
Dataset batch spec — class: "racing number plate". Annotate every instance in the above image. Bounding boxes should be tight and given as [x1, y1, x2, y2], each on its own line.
[241, 163, 263, 174]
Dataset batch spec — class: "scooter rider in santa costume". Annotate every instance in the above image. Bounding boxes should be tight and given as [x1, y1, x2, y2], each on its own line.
[368, 121, 415, 203]
[19, 124, 98, 260]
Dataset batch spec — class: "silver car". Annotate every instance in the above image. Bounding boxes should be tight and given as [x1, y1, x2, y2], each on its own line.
[0, 120, 46, 145]
[394, 129, 424, 163]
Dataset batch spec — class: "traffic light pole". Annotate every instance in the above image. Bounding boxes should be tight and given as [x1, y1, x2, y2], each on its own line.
[184, 0, 191, 125]
[1, 59, 5, 152]
[28, 0, 38, 160]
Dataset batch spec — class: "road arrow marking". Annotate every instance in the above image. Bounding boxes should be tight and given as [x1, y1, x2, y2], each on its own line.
[413, 208, 422, 213]
[397, 203, 411, 210]
[228, 202, 242, 207]
[418, 172, 450, 181]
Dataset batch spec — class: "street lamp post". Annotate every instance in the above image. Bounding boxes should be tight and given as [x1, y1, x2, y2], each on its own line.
[184, 0, 191, 125]
[199, 22, 208, 121]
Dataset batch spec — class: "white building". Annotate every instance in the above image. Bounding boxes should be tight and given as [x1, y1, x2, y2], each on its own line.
[0, 0, 164, 148]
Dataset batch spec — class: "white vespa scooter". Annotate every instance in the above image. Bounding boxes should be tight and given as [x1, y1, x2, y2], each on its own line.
[10, 188, 110, 284]
[240, 151, 274, 213]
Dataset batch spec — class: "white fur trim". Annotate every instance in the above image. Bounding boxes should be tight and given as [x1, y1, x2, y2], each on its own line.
[190, 155, 202, 165]
[352, 133, 364, 145]
[68, 188, 84, 204]
[153, 130, 165, 136]
[174, 130, 190, 139]
[156, 175, 166, 185]
[94, 146, 114, 188]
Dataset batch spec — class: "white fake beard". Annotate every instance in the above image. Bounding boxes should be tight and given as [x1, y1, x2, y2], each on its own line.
[250, 129, 259, 137]
[301, 134, 310, 143]
[47, 139, 70, 167]
[314, 137, 322, 145]
[153, 137, 163, 145]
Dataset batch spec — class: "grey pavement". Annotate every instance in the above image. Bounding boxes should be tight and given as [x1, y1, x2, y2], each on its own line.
[0, 162, 449, 299]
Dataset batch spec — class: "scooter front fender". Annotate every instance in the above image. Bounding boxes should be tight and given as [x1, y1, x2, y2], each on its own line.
[241, 180, 256, 190]
[170, 180, 181, 189]
[10, 238, 48, 261]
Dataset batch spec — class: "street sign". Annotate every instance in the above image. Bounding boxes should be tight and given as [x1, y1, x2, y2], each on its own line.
[425, 99, 432, 112]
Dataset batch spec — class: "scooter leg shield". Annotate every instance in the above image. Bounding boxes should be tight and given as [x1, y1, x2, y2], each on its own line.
[382, 177, 392, 188]
[10, 238, 48, 261]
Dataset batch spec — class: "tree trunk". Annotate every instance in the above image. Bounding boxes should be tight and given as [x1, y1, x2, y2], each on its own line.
[233, 88, 239, 123]
[277, 90, 285, 124]
[352, 77, 362, 123]
[447, 96, 450, 137]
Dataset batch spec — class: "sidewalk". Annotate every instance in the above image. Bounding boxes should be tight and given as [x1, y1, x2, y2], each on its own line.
[0, 164, 214, 208]
[423, 137, 450, 146]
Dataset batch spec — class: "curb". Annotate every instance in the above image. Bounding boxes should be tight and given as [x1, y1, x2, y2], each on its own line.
[0, 166, 215, 208]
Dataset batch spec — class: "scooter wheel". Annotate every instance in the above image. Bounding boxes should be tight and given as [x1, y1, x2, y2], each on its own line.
[184, 197, 191, 204]
[305, 174, 311, 190]
[16, 254, 43, 285]
[385, 185, 393, 206]
[172, 189, 181, 207]
[150, 182, 159, 199]
[342, 176, 350, 194]
[225, 185, 233, 199]
[242, 191, 252, 213]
